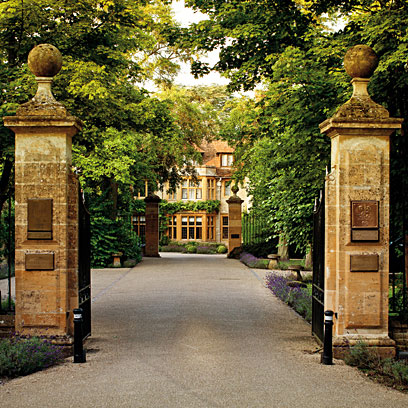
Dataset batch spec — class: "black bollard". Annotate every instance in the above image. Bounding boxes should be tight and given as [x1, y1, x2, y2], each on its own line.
[322, 310, 334, 365]
[73, 308, 86, 363]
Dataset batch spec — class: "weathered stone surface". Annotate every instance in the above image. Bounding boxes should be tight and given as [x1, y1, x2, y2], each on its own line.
[144, 194, 161, 257]
[227, 189, 243, 254]
[28, 44, 62, 77]
[3, 46, 82, 337]
[320, 45, 403, 356]
[344, 44, 378, 78]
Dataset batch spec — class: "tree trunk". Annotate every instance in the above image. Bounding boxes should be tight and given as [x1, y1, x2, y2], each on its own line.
[277, 234, 289, 261]
[305, 245, 312, 269]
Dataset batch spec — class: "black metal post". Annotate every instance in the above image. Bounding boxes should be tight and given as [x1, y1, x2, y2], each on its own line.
[322, 310, 334, 365]
[73, 308, 86, 363]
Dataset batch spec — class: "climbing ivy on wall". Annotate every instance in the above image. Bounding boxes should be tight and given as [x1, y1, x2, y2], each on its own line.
[131, 199, 221, 238]
[160, 200, 220, 214]
[131, 199, 220, 215]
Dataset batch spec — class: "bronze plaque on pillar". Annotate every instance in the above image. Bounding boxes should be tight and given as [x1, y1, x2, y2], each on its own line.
[25, 253, 55, 270]
[27, 198, 53, 239]
[351, 201, 379, 242]
[350, 254, 379, 272]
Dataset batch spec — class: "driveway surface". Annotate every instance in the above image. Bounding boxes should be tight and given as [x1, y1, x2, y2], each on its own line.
[1, 253, 408, 407]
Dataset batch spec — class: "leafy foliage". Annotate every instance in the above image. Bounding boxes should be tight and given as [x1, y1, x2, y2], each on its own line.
[211, 1, 408, 252]
[160, 199, 220, 215]
[0, 1, 203, 263]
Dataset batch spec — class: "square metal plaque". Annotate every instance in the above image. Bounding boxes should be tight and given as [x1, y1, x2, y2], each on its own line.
[350, 254, 379, 272]
[25, 253, 55, 270]
[351, 201, 379, 229]
[351, 229, 379, 241]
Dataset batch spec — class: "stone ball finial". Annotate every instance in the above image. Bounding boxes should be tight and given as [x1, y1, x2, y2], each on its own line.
[28, 44, 62, 77]
[231, 185, 239, 195]
[344, 45, 378, 79]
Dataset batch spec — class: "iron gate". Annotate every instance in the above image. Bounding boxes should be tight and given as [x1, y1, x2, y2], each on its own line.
[78, 186, 91, 339]
[312, 189, 325, 343]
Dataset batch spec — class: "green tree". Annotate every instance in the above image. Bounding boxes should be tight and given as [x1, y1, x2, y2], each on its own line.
[0, 0, 202, 265]
[213, 1, 408, 251]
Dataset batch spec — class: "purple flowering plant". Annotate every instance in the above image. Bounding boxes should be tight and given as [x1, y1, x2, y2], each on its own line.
[240, 252, 269, 269]
[0, 332, 65, 378]
[266, 273, 312, 322]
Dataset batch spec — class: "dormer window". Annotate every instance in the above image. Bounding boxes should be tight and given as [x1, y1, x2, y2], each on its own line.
[221, 154, 233, 167]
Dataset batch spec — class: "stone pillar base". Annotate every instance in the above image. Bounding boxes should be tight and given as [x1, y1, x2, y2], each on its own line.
[333, 335, 396, 359]
[145, 253, 161, 258]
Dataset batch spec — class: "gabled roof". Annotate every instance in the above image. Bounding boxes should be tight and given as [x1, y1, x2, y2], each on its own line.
[199, 140, 234, 166]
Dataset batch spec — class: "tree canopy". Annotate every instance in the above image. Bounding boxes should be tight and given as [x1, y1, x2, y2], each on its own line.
[208, 0, 408, 252]
[0, 0, 200, 214]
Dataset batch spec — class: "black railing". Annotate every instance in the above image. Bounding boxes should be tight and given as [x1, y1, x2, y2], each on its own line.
[312, 189, 325, 343]
[389, 235, 408, 320]
[0, 191, 14, 314]
[242, 212, 270, 245]
[78, 186, 91, 339]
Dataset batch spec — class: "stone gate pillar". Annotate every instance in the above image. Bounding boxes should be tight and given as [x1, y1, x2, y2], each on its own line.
[227, 186, 243, 254]
[4, 44, 82, 339]
[144, 193, 161, 257]
[320, 45, 403, 357]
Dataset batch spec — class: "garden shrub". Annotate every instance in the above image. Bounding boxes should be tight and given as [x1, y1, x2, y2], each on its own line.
[0, 335, 64, 378]
[240, 252, 268, 269]
[186, 245, 197, 253]
[240, 252, 260, 268]
[242, 238, 278, 258]
[196, 246, 217, 254]
[90, 215, 142, 268]
[344, 341, 408, 390]
[160, 244, 185, 252]
[159, 235, 170, 246]
[344, 342, 381, 369]
[217, 245, 227, 254]
[265, 273, 312, 322]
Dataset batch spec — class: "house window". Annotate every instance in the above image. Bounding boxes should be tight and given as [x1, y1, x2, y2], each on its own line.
[135, 180, 148, 199]
[165, 182, 176, 200]
[222, 215, 229, 240]
[181, 215, 202, 240]
[221, 154, 233, 167]
[168, 215, 177, 240]
[132, 214, 146, 241]
[207, 178, 215, 200]
[224, 181, 231, 197]
[207, 215, 215, 241]
[181, 179, 202, 200]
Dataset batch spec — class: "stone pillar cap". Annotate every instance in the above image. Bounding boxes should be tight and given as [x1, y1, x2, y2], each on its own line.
[227, 184, 243, 204]
[15, 44, 68, 117]
[320, 44, 403, 129]
[144, 193, 161, 203]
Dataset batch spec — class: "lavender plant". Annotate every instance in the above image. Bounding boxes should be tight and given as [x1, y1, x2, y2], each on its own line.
[240, 252, 269, 269]
[0, 334, 64, 378]
[266, 273, 312, 322]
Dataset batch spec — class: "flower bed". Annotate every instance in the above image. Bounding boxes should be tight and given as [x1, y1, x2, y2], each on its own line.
[265, 273, 312, 322]
[0, 334, 65, 379]
[160, 241, 227, 254]
[239, 252, 269, 269]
